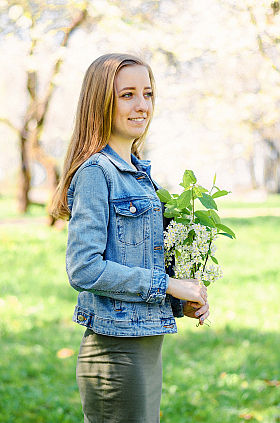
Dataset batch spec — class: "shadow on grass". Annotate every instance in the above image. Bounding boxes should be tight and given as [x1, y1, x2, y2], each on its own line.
[161, 325, 280, 423]
[1, 323, 279, 423]
[1, 321, 84, 423]
[0, 213, 279, 422]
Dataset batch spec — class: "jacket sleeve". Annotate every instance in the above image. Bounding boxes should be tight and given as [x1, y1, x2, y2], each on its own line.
[66, 164, 168, 305]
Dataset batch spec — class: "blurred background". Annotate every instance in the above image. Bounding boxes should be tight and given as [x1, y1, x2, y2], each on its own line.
[0, 1, 280, 422]
[1, 0, 280, 208]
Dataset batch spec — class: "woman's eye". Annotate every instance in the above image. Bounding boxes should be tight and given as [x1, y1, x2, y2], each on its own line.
[121, 91, 153, 99]
[144, 91, 153, 99]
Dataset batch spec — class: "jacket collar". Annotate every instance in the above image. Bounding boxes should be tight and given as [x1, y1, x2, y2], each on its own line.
[100, 144, 152, 178]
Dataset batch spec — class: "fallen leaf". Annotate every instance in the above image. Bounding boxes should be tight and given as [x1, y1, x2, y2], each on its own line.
[265, 379, 280, 387]
[57, 348, 74, 359]
[239, 414, 254, 420]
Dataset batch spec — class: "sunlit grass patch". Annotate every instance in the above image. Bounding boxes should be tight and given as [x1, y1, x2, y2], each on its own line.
[0, 196, 279, 422]
[161, 326, 280, 423]
[161, 214, 280, 423]
[0, 221, 84, 422]
[218, 193, 280, 209]
[0, 195, 47, 220]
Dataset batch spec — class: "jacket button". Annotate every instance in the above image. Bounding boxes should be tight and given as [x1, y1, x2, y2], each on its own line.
[130, 205, 136, 213]
[78, 315, 86, 321]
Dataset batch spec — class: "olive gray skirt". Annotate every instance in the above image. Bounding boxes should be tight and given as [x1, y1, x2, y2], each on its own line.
[76, 329, 164, 423]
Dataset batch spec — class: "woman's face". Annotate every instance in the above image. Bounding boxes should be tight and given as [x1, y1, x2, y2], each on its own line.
[111, 65, 153, 144]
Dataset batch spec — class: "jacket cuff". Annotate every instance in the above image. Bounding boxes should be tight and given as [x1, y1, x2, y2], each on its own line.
[145, 270, 168, 305]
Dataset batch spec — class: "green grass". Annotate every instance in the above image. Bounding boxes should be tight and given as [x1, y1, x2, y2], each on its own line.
[0, 196, 280, 422]
[218, 193, 280, 210]
[0, 195, 47, 220]
[161, 215, 280, 423]
[0, 222, 84, 422]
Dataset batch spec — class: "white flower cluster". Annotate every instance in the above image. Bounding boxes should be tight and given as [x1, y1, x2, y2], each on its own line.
[164, 220, 223, 286]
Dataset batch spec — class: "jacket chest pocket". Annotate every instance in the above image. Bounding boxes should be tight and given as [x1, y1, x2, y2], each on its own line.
[114, 199, 152, 246]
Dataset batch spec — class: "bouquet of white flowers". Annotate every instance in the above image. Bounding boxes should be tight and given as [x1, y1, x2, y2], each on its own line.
[157, 170, 235, 288]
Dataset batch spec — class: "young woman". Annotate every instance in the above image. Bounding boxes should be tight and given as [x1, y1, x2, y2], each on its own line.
[51, 53, 209, 423]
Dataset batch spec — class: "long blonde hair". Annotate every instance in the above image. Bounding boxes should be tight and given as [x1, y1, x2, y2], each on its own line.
[50, 53, 155, 220]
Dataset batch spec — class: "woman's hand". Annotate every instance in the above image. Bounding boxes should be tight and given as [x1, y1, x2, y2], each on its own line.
[182, 300, 210, 325]
[166, 277, 207, 307]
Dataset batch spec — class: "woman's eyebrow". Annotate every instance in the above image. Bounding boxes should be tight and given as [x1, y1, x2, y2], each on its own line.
[118, 86, 152, 93]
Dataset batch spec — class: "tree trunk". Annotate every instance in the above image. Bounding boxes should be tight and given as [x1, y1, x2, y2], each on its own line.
[249, 154, 258, 190]
[16, 9, 87, 219]
[18, 131, 31, 213]
[263, 138, 280, 193]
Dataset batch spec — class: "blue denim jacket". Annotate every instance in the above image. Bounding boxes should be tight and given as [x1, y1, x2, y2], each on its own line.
[66, 144, 182, 337]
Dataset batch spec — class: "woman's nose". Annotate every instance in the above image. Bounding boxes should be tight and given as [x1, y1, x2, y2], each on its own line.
[135, 95, 148, 112]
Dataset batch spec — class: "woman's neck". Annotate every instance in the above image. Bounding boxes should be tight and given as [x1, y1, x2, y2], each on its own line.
[108, 139, 135, 168]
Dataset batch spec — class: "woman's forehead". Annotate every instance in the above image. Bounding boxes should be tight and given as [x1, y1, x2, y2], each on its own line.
[115, 65, 151, 90]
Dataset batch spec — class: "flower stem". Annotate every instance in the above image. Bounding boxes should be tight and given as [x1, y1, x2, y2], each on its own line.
[203, 239, 212, 272]
[191, 185, 195, 221]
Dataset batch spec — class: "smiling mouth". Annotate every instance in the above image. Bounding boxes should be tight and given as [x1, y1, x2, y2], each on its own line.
[128, 117, 146, 122]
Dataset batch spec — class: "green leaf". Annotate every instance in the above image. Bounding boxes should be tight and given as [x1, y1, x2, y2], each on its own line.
[198, 193, 218, 210]
[196, 185, 208, 195]
[213, 173, 217, 185]
[193, 186, 203, 197]
[157, 189, 172, 203]
[182, 229, 195, 245]
[177, 189, 192, 208]
[175, 218, 191, 225]
[212, 190, 231, 199]
[185, 170, 197, 183]
[181, 209, 191, 216]
[218, 232, 234, 239]
[209, 209, 221, 224]
[175, 249, 181, 258]
[165, 199, 179, 210]
[216, 223, 236, 239]
[189, 229, 195, 237]
[203, 280, 211, 287]
[180, 170, 197, 188]
[194, 210, 216, 228]
[195, 209, 208, 217]
[183, 237, 192, 245]
[165, 201, 177, 208]
[210, 256, 219, 264]
[164, 210, 180, 218]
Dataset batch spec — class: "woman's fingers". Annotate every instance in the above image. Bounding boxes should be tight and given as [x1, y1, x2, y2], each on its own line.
[199, 308, 210, 325]
[194, 301, 209, 315]
[182, 300, 210, 322]
[195, 301, 210, 325]
[196, 295, 206, 307]
[201, 285, 207, 298]
[198, 285, 207, 304]
[188, 280, 208, 305]
[166, 277, 207, 305]
[187, 301, 199, 310]
[191, 285, 206, 306]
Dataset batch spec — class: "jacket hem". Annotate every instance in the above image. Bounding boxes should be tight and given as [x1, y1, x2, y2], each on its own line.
[72, 306, 178, 337]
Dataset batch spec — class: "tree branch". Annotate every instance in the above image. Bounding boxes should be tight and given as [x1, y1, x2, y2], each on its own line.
[61, 9, 87, 47]
[0, 117, 20, 134]
[37, 8, 88, 129]
[248, 5, 280, 75]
